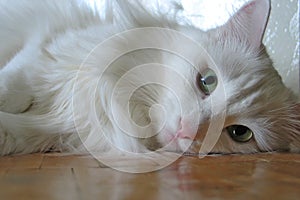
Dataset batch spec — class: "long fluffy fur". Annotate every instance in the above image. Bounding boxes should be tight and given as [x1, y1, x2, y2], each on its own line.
[0, 0, 299, 156]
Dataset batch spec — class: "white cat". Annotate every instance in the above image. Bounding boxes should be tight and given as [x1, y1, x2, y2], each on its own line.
[0, 0, 299, 156]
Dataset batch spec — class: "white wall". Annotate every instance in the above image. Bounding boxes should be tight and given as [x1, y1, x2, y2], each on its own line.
[264, 0, 299, 94]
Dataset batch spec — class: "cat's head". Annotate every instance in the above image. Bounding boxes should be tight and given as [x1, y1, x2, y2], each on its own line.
[104, 0, 299, 154]
[123, 0, 299, 154]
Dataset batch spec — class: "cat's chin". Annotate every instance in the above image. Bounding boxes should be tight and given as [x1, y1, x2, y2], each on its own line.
[156, 137, 201, 154]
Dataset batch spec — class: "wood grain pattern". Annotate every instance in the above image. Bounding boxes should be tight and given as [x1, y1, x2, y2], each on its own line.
[0, 153, 299, 200]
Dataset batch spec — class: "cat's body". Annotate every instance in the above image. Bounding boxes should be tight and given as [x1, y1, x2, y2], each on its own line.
[0, 0, 299, 156]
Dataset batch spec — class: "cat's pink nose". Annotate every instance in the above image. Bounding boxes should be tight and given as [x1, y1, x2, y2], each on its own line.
[176, 120, 195, 140]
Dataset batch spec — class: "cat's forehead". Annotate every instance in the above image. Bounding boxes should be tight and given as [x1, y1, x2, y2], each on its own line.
[196, 38, 288, 116]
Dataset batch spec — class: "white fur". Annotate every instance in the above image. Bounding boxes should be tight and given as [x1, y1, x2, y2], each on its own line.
[0, 0, 299, 156]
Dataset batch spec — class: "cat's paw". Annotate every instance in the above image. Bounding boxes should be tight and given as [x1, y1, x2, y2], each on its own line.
[0, 86, 33, 113]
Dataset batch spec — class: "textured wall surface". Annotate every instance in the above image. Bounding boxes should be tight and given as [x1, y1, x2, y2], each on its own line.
[264, 0, 299, 94]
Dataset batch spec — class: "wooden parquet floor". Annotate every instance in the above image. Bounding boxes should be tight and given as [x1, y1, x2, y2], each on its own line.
[0, 153, 299, 200]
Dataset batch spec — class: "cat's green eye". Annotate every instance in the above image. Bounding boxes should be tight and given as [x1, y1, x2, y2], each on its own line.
[226, 125, 253, 143]
[197, 69, 218, 95]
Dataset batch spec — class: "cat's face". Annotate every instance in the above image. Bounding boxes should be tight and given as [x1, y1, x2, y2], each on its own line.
[125, 0, 299, 154]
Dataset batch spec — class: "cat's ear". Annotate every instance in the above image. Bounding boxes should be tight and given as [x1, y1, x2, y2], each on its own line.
[217, 0, 271, 49]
